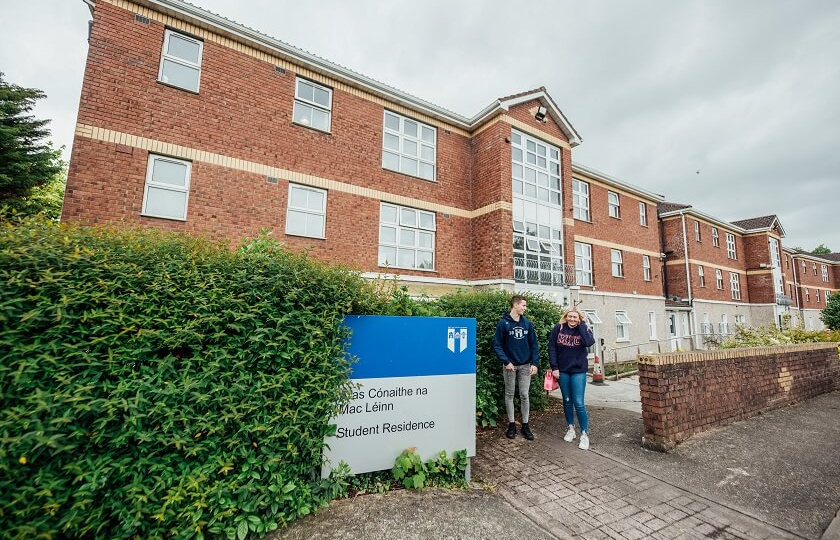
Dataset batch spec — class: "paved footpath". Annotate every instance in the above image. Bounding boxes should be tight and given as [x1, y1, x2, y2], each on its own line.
[473, 420, 804, 540]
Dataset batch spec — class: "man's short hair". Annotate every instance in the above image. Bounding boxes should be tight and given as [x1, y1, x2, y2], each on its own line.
[510, 294, 526, 307]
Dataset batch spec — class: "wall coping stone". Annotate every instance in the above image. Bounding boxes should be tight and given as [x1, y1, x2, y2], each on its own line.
[638, 342, 839, 366]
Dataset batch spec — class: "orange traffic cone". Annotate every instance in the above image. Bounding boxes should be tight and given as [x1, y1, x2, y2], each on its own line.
[591, 355, 605, 385]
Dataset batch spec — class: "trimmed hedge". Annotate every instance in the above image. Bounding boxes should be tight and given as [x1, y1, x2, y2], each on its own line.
[436, 290, 565, 426]
[0, 219, 378, 539]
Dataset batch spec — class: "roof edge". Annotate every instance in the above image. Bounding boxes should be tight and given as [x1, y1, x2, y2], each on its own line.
[572, 163, 665, 202]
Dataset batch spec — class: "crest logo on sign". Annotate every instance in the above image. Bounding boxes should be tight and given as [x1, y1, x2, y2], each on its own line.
[447, 327, 468, 353]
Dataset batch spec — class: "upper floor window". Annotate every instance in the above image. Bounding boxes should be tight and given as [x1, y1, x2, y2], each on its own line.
[293, 78, 332, 132]
[730, 272, 741, 300]
[639, 202, 647, 226]
[286, 184, 327, 238]
[158, 30, 203, 93]
[694, 220, 701, 242]
[575, 242, 593, 286]
[141, 154, 191, 221]
[642, 255, 651, 281]
[512, 131, 561, 205]
[716, 269, 724, 290]
[378, 203, 435, 270]
[726, 233, 737, 259]
[382, 111, 436, 181]
[608, 191, 620, 218]
[512, 197, 564, 286]
[822, 265, 829, 282]
[572, 179, 590, 221]
[802, 260, 807, 273]
[698, 265, 706, 287]
[712, 227, 719, 247]
[813, 262, 818, 276]
[611, 249, 624, 277]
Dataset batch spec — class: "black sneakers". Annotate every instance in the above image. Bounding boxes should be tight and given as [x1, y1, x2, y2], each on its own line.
[521, 423, 535, 441]
[505, 422, 516, 439]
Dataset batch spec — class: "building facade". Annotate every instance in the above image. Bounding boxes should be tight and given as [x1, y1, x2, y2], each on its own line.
[64, 0, 839, 361]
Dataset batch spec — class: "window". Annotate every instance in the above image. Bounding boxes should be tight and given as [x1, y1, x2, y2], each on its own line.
[378, 203, 435, 270]
[512, 198, 564, 286]
[712, 227, 719, 247]
[141, 154, 191, 220]
[639, 202, 647, 226]
[813, 262, 818, 276]
[719, 314, 729, 335]
[735, 314, 745, 326]
[822, 265, 829, 282]
[730, 272, 741, 300]
[286, 184, 326, 238]
[694, 220, 701, 242]
[608, 191, 620, 218]
[615, 311, 631, 342]
[572, 179, 590, 221]
[611, 249, 624, 277]
[698, 265, 705, 287]
[158, 30, 203, 92]
[827, 291, 831, 303]
[648, 311, 657, 340]
[702, 313, 712, 335]
[816, 290, 821, 304]
[382, 111, 436, 180]
[726, 233, 737, 259]
[642, 255, 651, 281]
[805, 288, 810, 302]
[293, 78, 332, 132]
[511, 130, 562, 204]
[716, 269, 723, 290]
[575, 242, 593, 286]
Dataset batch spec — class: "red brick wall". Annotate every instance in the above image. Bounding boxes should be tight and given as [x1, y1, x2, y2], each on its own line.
[507, 102, 569, 143]
[638, 343, 840, 451]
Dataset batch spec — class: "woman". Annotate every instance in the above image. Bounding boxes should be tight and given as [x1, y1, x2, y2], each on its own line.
[548, 308, 596, 450]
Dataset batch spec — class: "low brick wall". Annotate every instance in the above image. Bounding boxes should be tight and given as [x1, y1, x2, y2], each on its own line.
[638, 343, 840, 451]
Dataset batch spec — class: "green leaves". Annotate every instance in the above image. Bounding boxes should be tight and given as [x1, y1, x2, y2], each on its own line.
[390, 448, 467, 490]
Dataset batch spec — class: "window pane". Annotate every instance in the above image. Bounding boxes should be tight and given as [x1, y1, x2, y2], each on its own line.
[418, 231, 433, 248]
[400, 157, 418, 176]
[421, 144, 434, 161]
[289, 186, 308, 208]
[286, 209, 307, 236]
[527, 140, 536, 152]
[527, 152, 536, 164]
[513, 180, 523, 194]
[512, 132, 522, 145]
[151, 159, 188, 187]
[293, 102, 313, 126]
[145, 186, 186, 219]
[380, 204, 397, 223]
[381, 133, 400, 151]
[398, 248, 415, 267]
[550, 148, 559, 159]
[311, 108, 330, 131]
[380, 225, 396, 244]
[512, 148, 523, 162]
[297, 80, 314, 102]
[400, 208, 417, 227]
[537, 156, 546, 168]
[313, 86, 330, 107]
[524, 168, 536, 182]
[538, 188, 549, 201]
[307, 189, 325, 211]
[167, 34, 201, 64]
[382, 150, 399, 171]
[404, 120, 418, 138]
[418, 212, 435, 230]
[403, 139, 418, 157]
[160, 60, 199, 92]
[524, 184, 536, 198]
[306, 214, 324, 238]
[384, 112, 400, 131]
[378, 246, 396, 266]
[416, 251, 433, 270]
[399, 229, 415, 247]
[421, 126, 435, 143]
[419, 162, 434, 180]
[512, 163, 523, 179]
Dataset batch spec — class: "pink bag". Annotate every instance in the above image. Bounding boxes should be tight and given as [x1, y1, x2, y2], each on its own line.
[544, 369, 559, 391]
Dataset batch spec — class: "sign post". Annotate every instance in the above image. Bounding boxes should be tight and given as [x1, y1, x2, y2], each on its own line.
[321, 315, 476, 478]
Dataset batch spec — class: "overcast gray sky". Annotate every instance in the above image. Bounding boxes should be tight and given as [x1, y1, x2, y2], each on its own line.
[3, 0, 838, 252]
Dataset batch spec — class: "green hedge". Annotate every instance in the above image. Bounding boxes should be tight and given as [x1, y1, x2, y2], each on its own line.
[0, 219, 379, 539]
[436, 290, 565, 426]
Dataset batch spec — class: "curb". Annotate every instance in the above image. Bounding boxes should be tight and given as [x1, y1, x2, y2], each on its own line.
[822, 508, 840, 540]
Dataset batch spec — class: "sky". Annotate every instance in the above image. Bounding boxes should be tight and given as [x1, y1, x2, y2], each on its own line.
[3, 0, 839, 252]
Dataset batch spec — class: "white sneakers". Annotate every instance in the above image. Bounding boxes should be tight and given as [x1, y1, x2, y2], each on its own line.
[563, 425, 590, 450]
[579, 432, 590, 450]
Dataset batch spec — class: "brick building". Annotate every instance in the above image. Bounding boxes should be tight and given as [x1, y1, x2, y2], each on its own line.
[63, 0, 839, 358]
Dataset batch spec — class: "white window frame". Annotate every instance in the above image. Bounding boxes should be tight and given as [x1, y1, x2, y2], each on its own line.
[639, 202, 647, 226]
[575, 242, 593, 286]
[382, 111, 436, 181]
[822, 265, 829, 282]
[712, 227, 719, 247]
[648, 311, 657, 340]
[826, 291, 831, 303]
[816, 289, 821, 304]
[694, 220, 701, 242]
[698, 265, 706, 287]
[158, 29, 203, 93]
[643, 255, 651, 281]
[293, 78, 332, 133]
[726, 233, 737, 259]
[285, 184, 327, 239]
[378, 202, 436, 271]
[805, 288, 810, 302]
[141, 154, 191, 221]
[511, 130, 562, 205]
[572, 179, 590, 221]
[716, 269, 724, 290]
[730, 272, 741, 300]
[611, 249, 624, 277]
[735, 314, 746, 326]
[608, 191, 620, 218]
[802, 260, 807, 272]
[720, 313, 729, 335]
[813, 262, 818, 276]
[615, 311, 631, 342]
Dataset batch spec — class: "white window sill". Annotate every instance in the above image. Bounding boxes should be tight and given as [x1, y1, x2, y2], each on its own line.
[285, 231, 326, 240]
[615, 339, 631, 343]
[157, 79, 200, 95]
[378, 264, 436, 273]
[292, 121, 331, 135]
[382, 165, 437, 183]
[141, 212, 187, 222]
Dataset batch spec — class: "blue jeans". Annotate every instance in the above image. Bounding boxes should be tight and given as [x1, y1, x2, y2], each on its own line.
[559, 372, 588, 433]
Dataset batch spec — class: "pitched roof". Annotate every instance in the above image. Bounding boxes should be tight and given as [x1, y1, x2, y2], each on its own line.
[821, 253, 840, 262]
[657, 202, 691, 215]
[730, 215, 778, 230]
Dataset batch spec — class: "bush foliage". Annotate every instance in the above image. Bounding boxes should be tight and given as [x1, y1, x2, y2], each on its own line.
[721, 325, 840, 348]
[822, 292, 840, 331]
[0, 219, 379, 539]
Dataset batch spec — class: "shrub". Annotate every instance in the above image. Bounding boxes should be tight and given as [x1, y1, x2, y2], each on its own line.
[0, 219, 378, 539]
[721, 325, 840, 348]
[436, 290, 564, 426]
[822, 292, 840, 331]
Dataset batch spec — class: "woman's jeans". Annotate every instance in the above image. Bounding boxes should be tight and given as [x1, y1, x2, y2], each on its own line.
[559, 372, 589, 432]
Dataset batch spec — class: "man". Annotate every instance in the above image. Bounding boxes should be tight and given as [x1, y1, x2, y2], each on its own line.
[493, 295, 539, 440]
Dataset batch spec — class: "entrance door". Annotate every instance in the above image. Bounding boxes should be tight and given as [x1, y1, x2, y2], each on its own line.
[668, 312, 679, 350]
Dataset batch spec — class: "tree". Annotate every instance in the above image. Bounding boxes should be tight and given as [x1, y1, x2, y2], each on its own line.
[823, 292, 840, 331]
[0, 72, 63, 215]
[812, 244, 832, 255]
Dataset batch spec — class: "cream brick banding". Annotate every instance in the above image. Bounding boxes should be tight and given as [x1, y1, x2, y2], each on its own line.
[76, 123, 510, 219]
[574, 235, 660, 258]
[638, 342, 840, 366]
[665, 258, 747, 275]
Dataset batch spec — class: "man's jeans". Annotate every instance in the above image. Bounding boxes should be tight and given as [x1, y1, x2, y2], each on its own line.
[503, 364, 532, 423]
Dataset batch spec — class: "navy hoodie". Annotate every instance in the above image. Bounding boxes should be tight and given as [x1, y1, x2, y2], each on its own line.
[548, 321, 595, 373]
[493, 313, 539, 366]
